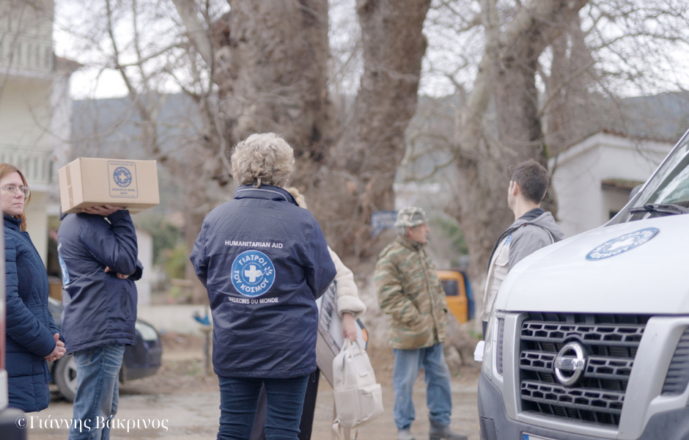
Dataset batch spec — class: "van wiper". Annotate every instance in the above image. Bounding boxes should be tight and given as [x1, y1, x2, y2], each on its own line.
[628, 203, 689, 216]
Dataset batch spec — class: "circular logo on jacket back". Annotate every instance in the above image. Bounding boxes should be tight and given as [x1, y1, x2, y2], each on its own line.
[113, 167, 133, 187]
[231, 250, 276, 297]
[586, 227, 659, 260]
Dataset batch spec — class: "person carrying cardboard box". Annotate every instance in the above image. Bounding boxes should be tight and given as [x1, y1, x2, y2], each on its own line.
[57, 205, 143, 440]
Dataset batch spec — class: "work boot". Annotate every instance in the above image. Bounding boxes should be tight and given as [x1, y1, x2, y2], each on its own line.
[429, 421, 468, 440]
[398, 428, 417, 440]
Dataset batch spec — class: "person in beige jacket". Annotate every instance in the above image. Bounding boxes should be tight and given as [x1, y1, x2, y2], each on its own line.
[286, 187, 367, 336]
[251, 187, 366, 440]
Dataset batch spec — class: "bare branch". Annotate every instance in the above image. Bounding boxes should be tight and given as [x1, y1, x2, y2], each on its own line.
[170, 0, 213, 66]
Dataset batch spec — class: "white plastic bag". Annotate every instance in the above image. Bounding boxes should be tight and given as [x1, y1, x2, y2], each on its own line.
[332, 340, 384, 439]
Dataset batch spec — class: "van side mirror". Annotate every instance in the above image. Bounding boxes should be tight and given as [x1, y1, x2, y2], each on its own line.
[629, 184, 643, 202]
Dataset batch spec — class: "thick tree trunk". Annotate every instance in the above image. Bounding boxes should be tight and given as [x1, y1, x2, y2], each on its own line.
[174, 0, 432, 275]
[321, 0, 432, 264]
[223, 0, 334, 169]
[451, 0, 588, 285]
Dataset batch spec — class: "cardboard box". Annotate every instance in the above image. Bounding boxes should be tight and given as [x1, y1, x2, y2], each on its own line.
[58, 158, 160, 215]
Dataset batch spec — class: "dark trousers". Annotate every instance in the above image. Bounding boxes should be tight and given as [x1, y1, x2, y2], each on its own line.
[218, 374, 309, 440]
[251, 368, 320, 440]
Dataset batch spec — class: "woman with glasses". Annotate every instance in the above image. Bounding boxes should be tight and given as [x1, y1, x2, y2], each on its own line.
[1, 163, 66, 412]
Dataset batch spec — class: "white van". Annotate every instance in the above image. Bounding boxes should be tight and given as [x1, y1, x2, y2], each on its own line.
[478, 129, 689, 440]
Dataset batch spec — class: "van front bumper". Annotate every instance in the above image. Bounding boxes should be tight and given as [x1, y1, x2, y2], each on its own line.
[478, 372, 689, 440]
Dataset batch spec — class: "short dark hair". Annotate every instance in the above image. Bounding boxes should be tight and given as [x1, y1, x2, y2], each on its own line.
[511, 159, 549, 204]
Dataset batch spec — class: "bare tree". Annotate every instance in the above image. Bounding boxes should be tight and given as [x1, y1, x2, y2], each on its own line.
[409, 0, 689, 287]
[172, 0, 434, 268]
[319, 0, 433, 261]
[56, 0, 689, 302]
[59, 0, 229, 301]
[55, 0, 435, 296]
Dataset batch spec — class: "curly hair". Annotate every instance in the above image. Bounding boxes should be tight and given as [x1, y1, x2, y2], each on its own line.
[231, 133, 295, 188]
[285, 187, 307, 209]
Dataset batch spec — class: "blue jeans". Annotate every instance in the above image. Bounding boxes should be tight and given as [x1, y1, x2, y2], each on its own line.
[393, 343, 452, 430]
[69, 344, 125, 440]
[218, 374, 310, 440]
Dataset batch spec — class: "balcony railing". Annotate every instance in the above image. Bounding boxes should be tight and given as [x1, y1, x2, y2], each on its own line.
[0, 146, 53, 186]
[0, 34, 54, 73]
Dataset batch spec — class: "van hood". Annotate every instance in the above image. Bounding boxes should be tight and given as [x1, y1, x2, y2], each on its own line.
[495, 214, 689, 315]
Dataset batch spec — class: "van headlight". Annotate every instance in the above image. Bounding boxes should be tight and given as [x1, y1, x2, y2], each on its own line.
[481, 314, 505, 380]
[482, 315, 496, 378]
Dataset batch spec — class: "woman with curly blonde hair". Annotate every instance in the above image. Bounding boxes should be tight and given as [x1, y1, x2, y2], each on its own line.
[191, 133, 336, 440]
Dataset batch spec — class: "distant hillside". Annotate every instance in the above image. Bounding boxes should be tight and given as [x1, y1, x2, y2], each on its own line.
[399, 91, 689, 182]
[72, 91, 689, 198]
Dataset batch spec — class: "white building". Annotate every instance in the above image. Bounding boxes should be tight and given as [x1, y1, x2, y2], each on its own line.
[0, 0, 78, 263]
[550, 129, 675, 238]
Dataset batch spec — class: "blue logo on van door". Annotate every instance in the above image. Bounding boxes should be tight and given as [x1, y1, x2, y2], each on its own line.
[586, 227, 659, 260]
[231, 250, 276, 297]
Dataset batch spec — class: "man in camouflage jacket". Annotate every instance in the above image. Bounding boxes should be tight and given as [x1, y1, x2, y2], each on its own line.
[375, 207, 467, 440]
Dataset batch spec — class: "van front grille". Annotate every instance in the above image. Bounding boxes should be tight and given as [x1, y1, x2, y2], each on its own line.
[518, 313, 649, 427]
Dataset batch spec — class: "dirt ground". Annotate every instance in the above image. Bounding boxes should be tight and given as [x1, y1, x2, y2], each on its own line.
[24, 333, 481, 440]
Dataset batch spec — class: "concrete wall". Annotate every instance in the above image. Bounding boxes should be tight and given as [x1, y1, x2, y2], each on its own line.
[551, 132, 673, 238]
[0, 79, 53, 150]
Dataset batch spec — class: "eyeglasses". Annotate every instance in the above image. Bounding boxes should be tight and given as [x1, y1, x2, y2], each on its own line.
[1, 185, 30, 199]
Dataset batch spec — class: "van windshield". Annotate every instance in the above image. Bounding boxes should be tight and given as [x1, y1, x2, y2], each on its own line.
[616, 133, 689, 222]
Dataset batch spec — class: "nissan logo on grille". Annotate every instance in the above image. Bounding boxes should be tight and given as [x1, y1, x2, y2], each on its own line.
[554, 342, 587, 386]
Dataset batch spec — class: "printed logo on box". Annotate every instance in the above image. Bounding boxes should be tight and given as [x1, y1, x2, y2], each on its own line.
[113, 167, 132, 187]
[231, 250, 276, 297]
[107, 161, 138, 198]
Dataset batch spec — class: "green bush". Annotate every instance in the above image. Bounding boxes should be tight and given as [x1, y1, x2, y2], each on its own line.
[162, 243, 187, 280]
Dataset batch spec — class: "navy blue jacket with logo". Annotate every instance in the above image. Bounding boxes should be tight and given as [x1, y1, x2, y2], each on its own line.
[4, 215, 62, 412]
[57, 210, 142, 354]
[191, 185, 336, 379]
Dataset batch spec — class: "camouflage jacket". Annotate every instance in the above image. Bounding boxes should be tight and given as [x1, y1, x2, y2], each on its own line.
[375, 236, 448, 349]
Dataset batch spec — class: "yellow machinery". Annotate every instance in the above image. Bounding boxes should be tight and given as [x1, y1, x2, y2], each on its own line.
[436, 270, 469, 323]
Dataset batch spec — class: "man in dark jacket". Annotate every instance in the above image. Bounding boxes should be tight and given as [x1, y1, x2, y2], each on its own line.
[482, 160, 565, 336]
[58, 206, 142, 440]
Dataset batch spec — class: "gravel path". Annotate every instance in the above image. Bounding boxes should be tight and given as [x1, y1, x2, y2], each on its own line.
[24, 334, 481, 439]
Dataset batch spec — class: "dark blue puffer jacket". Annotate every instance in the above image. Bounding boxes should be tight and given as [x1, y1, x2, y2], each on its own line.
[4, 215, 62, 413]
[191, 185, 336, 379]
[57, 210, 142, 354]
